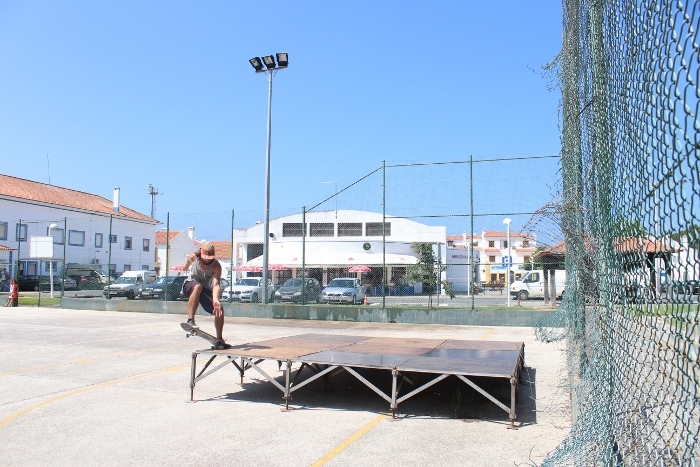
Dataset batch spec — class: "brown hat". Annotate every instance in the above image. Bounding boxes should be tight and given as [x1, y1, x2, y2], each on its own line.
[200, 243, 216, 260]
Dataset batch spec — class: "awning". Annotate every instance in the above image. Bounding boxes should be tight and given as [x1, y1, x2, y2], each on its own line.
[241, 244, 417, 268]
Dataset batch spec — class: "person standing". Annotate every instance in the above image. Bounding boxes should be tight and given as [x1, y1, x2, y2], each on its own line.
[182, 243, 227, 347]
[4, 278, 18, 307]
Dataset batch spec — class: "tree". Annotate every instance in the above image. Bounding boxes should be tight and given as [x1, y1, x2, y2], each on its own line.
[405, 243, 451, 307]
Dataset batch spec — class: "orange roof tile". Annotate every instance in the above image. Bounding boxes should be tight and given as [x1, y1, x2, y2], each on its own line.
[482, 230, 532, 238]
[208, 240, 233, 259]
[155, 229, 181, 244]
[0, 173, 155, 223]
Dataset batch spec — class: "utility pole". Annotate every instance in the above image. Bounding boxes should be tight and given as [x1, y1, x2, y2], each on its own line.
[147, 184, 162, 219]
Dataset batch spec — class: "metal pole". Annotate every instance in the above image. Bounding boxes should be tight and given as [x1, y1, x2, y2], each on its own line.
[382, 160, 386, 309]
[16, 218, 21, 279]
[62, 217, 66, 296]
[262, 70, 274, 305]
[165, 213, 170, 301]
[301, 207, 306, 305]
[470, 155, 474, 311]
[107, 215, 113, 298]
[506, 223, 511, 307]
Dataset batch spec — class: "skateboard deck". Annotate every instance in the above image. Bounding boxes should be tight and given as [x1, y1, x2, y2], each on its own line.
[181, 322, 231, 349]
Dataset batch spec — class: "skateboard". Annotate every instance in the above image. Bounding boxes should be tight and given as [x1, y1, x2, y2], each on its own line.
[181, 322, 231, 350]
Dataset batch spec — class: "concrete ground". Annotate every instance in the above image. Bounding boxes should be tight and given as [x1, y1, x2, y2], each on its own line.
[0, 307, 571, 467]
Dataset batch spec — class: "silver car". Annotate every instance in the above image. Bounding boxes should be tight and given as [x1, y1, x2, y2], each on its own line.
[320, 278, 366, 305]
[223, 277, 274, 303]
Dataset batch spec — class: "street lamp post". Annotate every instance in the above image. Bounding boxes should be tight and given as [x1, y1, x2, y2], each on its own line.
[249, 53, 288, 304]
[503, 218, 512, 307]
[49, 223, 58, 298]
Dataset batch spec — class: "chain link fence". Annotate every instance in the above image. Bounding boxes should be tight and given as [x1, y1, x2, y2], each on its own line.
[532, 0, 700, 464]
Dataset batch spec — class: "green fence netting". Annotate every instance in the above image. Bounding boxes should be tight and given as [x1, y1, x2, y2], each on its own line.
[534, 0, 699, 464]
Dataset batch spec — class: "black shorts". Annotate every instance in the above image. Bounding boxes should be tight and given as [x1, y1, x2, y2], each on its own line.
[11, 298, 18, 307]
[183, 280, 217, 314]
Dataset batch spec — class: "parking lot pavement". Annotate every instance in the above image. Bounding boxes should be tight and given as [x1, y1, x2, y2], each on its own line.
[0, 307, 570, 467]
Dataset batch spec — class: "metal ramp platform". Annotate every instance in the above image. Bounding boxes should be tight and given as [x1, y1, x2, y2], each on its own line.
[188, 333, 525, 427]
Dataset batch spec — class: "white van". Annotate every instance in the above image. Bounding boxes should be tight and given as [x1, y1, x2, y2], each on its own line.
[103, 270, 157, 299]
[510, 269, 566, 300]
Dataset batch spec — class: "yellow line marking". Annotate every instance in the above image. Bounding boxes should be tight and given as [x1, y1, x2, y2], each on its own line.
[0, 344, 191, 377]
[0, 365, 188, 430]
[311, 414, 387, 467]
[479, 328, 496, 340]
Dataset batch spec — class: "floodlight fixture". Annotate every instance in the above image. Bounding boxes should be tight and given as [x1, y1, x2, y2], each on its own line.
[276, 53, 288, 67]
[249, 57, 263, 72]
[262, 55, 276, 69]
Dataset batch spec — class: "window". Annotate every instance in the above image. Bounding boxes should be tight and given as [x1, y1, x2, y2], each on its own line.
[488, 240, 495, 248]
[124, 237, 132, 250]
[142, 265, 149, 270]
[142, 239, 150, 252]
[123, 264, 131, 272]
[524, 256, 530, 264]
[310, 223, 334, 237]
[447, 240, 454, 247]
[503, 240, 508, 248]
[0, 222, 8, 240]
[16, 223, 27, 242]
[49, 227, 64, 245]
[110, 235, 117, 243]
[522, 240, 530, 247]
[366, 222, 391, 236]
[44, 262, 58, 272]
[95, 233, 103, 248]
[489, 255, 496, 263]
[338, 223, 362, 237]
[282, 223, 306, 237]
[68, 230, 85, 246]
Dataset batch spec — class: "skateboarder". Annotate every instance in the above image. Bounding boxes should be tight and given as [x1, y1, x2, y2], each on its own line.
[182, 243, 226, 344]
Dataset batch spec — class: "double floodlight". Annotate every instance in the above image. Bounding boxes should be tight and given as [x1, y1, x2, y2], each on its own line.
[249, 53, 288, 73]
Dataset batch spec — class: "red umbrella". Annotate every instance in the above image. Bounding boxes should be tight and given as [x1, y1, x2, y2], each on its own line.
[170, 265, 185, 271]
[268, 264, 288, 271]
[348, 265, 371, 273]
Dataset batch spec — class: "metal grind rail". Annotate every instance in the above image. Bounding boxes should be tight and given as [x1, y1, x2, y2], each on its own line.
[188, 334, 525, 427]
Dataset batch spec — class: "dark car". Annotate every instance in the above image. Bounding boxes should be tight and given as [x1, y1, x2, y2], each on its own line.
[67, 270, 109, 290]
[273, 277, 323, 303]
[17, 275, 42, 291]
[138, 276, 188, 301]
[662, 279, 700, 301]
[39, 276, 78, 291]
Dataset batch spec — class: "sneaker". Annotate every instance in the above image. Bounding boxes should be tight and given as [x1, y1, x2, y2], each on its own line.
[186, 318, 199, 328]
[213, 339, 230, 350]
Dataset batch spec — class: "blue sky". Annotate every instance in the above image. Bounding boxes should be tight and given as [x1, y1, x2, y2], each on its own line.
[0, 1, 563, 237]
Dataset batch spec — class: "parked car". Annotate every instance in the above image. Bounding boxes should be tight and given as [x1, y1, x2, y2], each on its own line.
[65, 265, 109, 290]
[103, 271, 157, 299]
[138, 275, 188, 300]
[273, 277, 323, 303]
[39, 276, 78, 291]
[662, 279, 700, 301]
[17, 275, 42, 291]
[223, 277, 274, 302]
[320, 278, 367, 305]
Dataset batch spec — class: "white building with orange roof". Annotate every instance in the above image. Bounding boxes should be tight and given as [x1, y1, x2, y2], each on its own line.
[0, 174, 158, 279]
[447, 230, 536, 287]
[154, 226, 202, 276]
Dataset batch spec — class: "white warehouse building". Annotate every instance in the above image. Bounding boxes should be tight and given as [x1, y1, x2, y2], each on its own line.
[229, 209, 452, 294]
